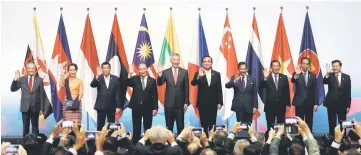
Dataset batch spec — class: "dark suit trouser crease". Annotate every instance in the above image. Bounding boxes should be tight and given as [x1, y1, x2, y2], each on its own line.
[165, 107, 184, 134]
[132, 106, 153, 144]
[235, 111, 253, 123]
[22, 111, 39, 136]
[265, 109, 285, 131]
[295, 102, 314, 132]
[198, 106, 217, 133]
[97, 110, 115, 131]
[327, 105, 347, 135]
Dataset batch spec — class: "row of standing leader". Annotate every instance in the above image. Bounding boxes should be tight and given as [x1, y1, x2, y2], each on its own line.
[11, 53, 351, 143]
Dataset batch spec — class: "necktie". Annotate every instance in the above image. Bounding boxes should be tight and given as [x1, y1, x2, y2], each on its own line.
[304, 73, 308, 86]
[141, 77, 146, 90]
[173, 68, 178, 84]
[336, 74, 340, 88]
[241, 76, 245, 89]
[28, 76, 33, 91]
[274, 75, 278, 90]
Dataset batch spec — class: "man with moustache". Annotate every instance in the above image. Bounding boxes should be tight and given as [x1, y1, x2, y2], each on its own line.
[191, 56, 223, 133]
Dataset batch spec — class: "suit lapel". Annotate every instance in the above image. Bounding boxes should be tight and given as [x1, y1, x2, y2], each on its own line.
[269, 75, 278, 91]
[339, 73, 345, 89]
[169, 69, 176, 85]
[209, 70, 215, 87]
[145, 77, 152, 91]
[31, 76, 37, 93]
[24, 75, 30, 92]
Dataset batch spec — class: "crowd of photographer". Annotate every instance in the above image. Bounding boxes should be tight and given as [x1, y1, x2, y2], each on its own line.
[2, 116, 361, 155]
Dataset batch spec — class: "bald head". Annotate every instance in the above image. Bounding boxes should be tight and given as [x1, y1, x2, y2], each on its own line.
[26, 62, 36, 76]
[138, 63, 148, 77]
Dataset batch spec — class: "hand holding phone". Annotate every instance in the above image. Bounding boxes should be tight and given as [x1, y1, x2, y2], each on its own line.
[192, 127, 203, 137]
[341, 120, 354, 128]
[214, 125, 226, 132]
[5, 145, 20, 154]
[62, 121, 74, 128]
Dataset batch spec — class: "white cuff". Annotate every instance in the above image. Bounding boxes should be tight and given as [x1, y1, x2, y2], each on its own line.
[228, 133, 235, 140]
[303, 137, 308, 142]
[306, 133, 314, 140]
[94, 151, 104, 155]
[139, 139, 146, 145]
[331, 141, 341, 149]
[176, 136, 184, 142]
[250, 136, 258, 143]
[359, 139, 361, 145]
[46, 139, 54, 144]
[68, 148, 78, 155]
[171, 142, 178, 147]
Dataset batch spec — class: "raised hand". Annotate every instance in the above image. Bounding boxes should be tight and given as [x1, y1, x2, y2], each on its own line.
[15, 70, 20, 80]
[235, 71, 241, 81]
[325, 63, 332, 74]
[295, 65, 302, 75]
[129, 64, 134, 74]
[263, 68, 270, 79]
[96, 67, 102, 79]
[157, 63, 164, 73]
[198, 67, 205, 77]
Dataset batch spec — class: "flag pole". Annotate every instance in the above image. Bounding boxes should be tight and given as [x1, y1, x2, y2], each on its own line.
[86, 7, 90, 131]
[253, 6, 259, 132]
[224, 7, 230, 131]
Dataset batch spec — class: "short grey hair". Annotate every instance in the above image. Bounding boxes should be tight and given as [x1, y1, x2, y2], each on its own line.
[200, 148, 217, 155]
[149, 125, 168, 143]
[171, 53, 180, 57]
[233, 139, 250, 155]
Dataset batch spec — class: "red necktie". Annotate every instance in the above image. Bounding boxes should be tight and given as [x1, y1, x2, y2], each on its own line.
[28, 76, 33, 91]
[173, 69, 178, 84]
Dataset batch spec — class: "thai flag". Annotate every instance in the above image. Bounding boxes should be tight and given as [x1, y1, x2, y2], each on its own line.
[245, 12, 265, 120]
[49, 14, 72, 122]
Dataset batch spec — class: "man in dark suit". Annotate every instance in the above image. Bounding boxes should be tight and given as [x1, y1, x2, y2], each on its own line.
[260, 60, 290, 131]
[191, 56, 223, 133]
[134, 126, 182, 155]
[225, 62, 258, 123]
[127, 63, 158, 144]
[90, 62, 122, 131]
[157, 53, 189, 134]
[323, 60, 351, 135]
[291, 57, 318, 132]
[11, 62, 46, 136]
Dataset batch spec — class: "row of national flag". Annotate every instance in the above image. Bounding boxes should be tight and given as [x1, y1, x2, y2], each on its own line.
[24, 9, 325, 131]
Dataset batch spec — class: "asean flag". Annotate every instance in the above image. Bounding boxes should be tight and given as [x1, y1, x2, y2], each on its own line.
[297, 12, 325, 106]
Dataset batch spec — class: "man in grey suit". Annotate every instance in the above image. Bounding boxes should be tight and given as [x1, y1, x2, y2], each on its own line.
[11, 62, 46, 136]
[157, 53, 189, 134]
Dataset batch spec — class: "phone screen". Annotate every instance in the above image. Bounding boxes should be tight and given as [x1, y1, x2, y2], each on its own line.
[214, 125, 225, 131]
[5, 145, 19, 153]
[62, 121, 74, 128]
[86, 131, 98, 139]
[108, 123, 121, 130]
[273, 124, 282, 131]
[285, 118, 297, 125]
[239, 123, 249, 130]
[342, 121, 353, 128]
[192, 128, 203, 137]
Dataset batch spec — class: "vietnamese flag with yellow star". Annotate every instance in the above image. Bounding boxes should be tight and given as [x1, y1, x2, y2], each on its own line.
[271, 11, 296, 117]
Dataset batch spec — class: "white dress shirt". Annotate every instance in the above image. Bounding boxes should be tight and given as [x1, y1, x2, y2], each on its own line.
[204, 69, 212, 86]
[141, 76, 148, 89]
[104, 75, 110, 89]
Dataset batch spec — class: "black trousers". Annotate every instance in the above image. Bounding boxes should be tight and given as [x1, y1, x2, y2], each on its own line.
[199, 106, 217, 133]
[132, 106, 153, 144]
[97, 109, 115, 131]
[265, 109, 285, 131]
[327, 106, 347, 135]
[22, 111, 40, 136]
[235, 111, 253, 123]
[295, 105, 314, 132]
[164, 107, 184, 134]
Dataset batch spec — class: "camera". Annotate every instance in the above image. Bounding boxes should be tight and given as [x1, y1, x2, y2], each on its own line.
[239, 123, 249, 130]
[341, 120, 354, 128]
[62, 121, 74, 128]
[285, 117, 298, 134]
[108, 123, 121, 130]
[214, 125, 226, 131]
[192, 127, 203, 137]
